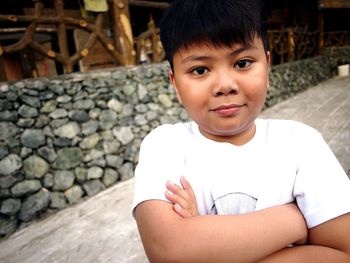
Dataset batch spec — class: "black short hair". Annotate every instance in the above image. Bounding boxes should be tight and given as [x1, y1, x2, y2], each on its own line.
[160, 0, 268, 69]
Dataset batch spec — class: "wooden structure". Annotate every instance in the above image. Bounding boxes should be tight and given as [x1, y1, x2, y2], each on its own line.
[0, 0, 349, 81]
[0, 0, 169, 80]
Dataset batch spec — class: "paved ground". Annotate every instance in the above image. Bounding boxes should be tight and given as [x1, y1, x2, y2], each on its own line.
[0, 75, 349, 263]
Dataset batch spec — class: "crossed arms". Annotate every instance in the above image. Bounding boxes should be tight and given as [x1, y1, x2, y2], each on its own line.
[135, 176, 350, 262]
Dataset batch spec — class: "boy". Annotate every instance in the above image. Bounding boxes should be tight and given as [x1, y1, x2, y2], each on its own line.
[132, 0, 350, 262]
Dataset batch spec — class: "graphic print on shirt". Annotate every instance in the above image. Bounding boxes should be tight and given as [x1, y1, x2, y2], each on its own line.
[210, 192, 257, 214]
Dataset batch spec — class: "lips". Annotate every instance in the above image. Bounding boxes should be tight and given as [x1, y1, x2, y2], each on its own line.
[211, 103, 245, 116]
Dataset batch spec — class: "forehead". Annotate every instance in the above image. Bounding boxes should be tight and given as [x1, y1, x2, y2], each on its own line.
[174, 36, 264, 58]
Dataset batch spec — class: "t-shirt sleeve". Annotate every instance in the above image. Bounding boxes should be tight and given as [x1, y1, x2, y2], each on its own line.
[132, 124, 185, 216]
[293, 125, 350, 228]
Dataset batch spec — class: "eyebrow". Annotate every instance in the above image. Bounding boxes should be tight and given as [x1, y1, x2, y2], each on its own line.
[180, 46, 255, 64]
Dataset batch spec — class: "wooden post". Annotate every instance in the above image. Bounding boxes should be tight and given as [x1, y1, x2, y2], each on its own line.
[112, 0, 136, 65]
[287, 28, 295, 62]
[54, 0, 72, 73]
[318, 12, 324, 55]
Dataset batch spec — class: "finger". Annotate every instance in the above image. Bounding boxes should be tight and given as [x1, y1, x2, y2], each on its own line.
[166, 180, 191, 200]
[165, 190, 191, 210]
[180, 176, 196, 199]
[173, 203, 191, 218]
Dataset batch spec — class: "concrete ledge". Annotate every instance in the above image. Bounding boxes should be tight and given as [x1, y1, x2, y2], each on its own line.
[0, 178, 148, 263]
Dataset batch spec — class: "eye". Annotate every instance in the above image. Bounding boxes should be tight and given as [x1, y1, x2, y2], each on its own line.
[191, 67, 209, 75]
[235, 59, 252, 69]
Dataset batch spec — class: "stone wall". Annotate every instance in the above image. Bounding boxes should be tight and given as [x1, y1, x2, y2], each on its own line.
[0, 46, 349, 238]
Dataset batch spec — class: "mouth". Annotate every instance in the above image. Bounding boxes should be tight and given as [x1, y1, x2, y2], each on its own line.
[211, 104, 245, 116]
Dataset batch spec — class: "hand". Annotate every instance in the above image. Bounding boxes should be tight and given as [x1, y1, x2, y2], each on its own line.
[165, 176, 199, 218]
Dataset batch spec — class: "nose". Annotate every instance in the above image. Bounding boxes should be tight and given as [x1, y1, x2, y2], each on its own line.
[213, 70, 239, 97]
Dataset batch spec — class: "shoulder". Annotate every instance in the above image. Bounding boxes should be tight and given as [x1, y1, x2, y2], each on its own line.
[257, 119, 321, 139]
[142, 122, 193, 144]
[139, 122, 194, 154]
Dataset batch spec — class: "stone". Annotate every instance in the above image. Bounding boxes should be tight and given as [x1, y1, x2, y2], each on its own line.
[106, 155, 124, 169]
[0, 84, 9, 93]
[7, 137, 20, 149]
[69, 110, 89, 123]
[50, 192, 67, 209]
[82, 120, 99, 135]
[113, 126, 134, 145]
[100, 130, 114, 141]
[0, 198, 21, 216]
[43, 173, 54, 188]
[87, 166, 103, 180]
[0, 144, 9, 159]
[52, 148, 82, 170]
[65, 185, 84, 204]
[120, 162, 134, 181]
[20, 147, 33, 159]
[83, 149, 104, 162]
[56, 95, 72, 103]
[102, 168, 119, 187]
[88, 108, 101, 120]
[21, 129, 46, 149]
[0, 189, 11, 199]
[0, 122, 19, 141]
[0, 110, 18, 122]
[17, 118, 35, 128]
[23, 155, 49, 179]
[102, 140, 120, 154]
[37, 146, 57, 163]
[53, 170, 75, 191]
[0, 154, 22, 176]
[49, 109, 68, 119]
[0, 174, 23, 189]
[18, 105, 38, 118]
[0, 216, 17, 237]
[99, 110, 117, 130]
[54, 122, 81, 139]
[107, 98, 123, 113]
[158, 94, 173, 108]
[137, 84, 148, 100]
[83, 179, 105, 197]
[18, 189, 51, 221]
[39, 90, 54, 101]
[87, 158, 106, 167]
[146, 111, 159, 121]
[73, 99, 95, 110]
[33, 80, 47, 90]
[11, 180, 42, 197]
[50, 119, 69, 131]
[120, 104, 133, 117]
[135, 115, 148, 126]
[53, 138, 72, 147]
[74, 167, 87, 184]
[135, 104, 148, 113]
[122, 84, 136, 96]
[20, 95, 41, 108]
[41, 100, 57, 113]
[79, 133, 100, 149]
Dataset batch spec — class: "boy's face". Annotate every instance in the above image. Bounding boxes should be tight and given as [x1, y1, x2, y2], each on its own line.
[170, 36, 270, 145]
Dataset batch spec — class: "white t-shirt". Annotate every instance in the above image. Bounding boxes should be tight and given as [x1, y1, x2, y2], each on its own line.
[132, 119, 350, 228]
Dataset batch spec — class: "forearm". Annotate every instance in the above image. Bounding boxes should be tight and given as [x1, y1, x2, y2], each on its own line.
[258, 245, 350, 263]
[136, 203, 306, 262]
[178, 205, 304, 262]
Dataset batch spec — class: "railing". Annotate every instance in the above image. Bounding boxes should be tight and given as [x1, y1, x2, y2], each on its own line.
[268, 27, 348, 65]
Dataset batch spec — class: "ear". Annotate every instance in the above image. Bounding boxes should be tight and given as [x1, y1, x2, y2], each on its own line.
[266, 51, 271, 68]
[169, 70, 183, 104]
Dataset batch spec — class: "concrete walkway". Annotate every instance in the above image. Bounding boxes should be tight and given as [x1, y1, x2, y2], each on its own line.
[0, 76, 349, 263]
